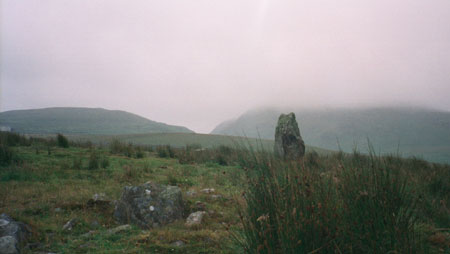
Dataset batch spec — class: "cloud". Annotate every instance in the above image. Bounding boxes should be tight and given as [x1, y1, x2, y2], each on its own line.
[2, 0, 450, 132]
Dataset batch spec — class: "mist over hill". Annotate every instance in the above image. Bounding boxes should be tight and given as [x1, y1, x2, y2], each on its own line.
[212, 107, 450, 164]
[0, 107, 193, 135]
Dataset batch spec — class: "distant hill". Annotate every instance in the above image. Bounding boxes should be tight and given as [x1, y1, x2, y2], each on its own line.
[0, 107, 193, 135]
[211, 107, 450, 164]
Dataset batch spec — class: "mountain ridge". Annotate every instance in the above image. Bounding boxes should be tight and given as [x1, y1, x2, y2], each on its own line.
[0, 107, 194, 135]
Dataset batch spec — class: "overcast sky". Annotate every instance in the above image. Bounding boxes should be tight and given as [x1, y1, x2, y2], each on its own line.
[1, 0, 450, 133]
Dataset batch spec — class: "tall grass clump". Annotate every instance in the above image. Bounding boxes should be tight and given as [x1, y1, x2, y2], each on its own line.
[236, 151, 339, 253]
[0, 144, 17, 166]
[0, 132, 24, 166]
[156, 145, 175, 158]
[88, 151, 100, 170]
[0, 131, 30, 146]
[237, 149, 429, 253]
[56, 133, 69, 148]
[337, 151, 423, 253]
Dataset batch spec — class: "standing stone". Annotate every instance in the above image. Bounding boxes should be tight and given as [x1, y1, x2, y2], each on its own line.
[114, 182, 184, 229]
[274, 113, 305, 159]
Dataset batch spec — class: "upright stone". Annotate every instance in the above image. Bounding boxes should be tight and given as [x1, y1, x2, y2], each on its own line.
[274, 113, 305, 159]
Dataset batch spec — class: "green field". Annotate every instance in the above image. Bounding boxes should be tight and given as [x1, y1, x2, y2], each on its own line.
[1, 133, 449, 253]
[31, 132, 332, 155]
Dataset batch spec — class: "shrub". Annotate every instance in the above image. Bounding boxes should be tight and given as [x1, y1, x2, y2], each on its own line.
[156, 146, 168, 158]
[0, 131, 30, 146]
[156, 145, 174, 158]
[57, 134, 69, 148]
[136, 147, 145, 158]
[88, 151, 99, 170]
[72, 156, 83, 169]
[110, 139, 125, 154]
[100, 156, 110, 169]
[0, 144, 16, 166]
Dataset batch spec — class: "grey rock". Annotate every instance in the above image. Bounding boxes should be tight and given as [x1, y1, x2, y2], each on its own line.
[200, 188, 215, 194]
[80, 230, 96, 238]
[0, 214, 30, 254]
[90, 220, 100, 229]
[0, 236, 18, 254]
[92, 193, 107, 201]
[62, 218, 78, 231]
[171, 240, 185, 247]
[209, 195, 223, 200]
[185, 211, 206, 227]
[274, 113, 305, 159]
[107, 224, 131, 234]
[185, 190, 197, 197]
[53, 208, 62, 213]
[114, 182, 184, 229]
[87, 193, 112, 208]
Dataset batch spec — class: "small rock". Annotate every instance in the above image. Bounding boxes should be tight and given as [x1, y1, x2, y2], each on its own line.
[92, 193, 107, 201]
[90, 220, 100, 229]
[54, 208, 62, 213]
[78, 242, 94, 249]
[200, 188, 215, 194]
[107, 224, 131, 234]
[62, 218, 78, 231]
[209, 194, 222, 200]
[0, 236, 18, 254]
[171, 240, 185, 247]
[81, 230, 96, 238]
[87, 193, 112, 208]
[185, 211, 206, 227]
[185, 190, 197, 197]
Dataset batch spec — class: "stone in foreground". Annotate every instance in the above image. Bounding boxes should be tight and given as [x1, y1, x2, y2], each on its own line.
[114, 182, 184, 229]
[185, 211, 206, 227]
[274, 112, 305, 159]
[0, 214, 30, 254]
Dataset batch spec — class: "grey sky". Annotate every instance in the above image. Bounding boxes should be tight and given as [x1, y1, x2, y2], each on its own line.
[1, 0, 450, 133]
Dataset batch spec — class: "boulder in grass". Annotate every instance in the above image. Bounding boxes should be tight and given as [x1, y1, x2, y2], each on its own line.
[0, 214, 31, 254]
[114, 182, 184, 229]
[185, 211, 206, 227]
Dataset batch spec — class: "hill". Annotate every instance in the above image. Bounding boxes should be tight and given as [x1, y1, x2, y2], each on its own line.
[0, 107, 193, 135]
[211, 107, 450, 164]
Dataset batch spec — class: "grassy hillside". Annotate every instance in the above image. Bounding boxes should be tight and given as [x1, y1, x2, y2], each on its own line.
[1, 132, 448, 253]
[212, 107, 450, 164]
[52, 133, 331, 155]
[0, 107, 193, 135]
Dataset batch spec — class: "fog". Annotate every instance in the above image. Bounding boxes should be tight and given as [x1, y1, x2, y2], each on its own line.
[2, 0, 450, 133]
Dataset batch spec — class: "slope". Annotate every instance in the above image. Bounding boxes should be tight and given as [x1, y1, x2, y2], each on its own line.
[0, 107, 193, 135]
